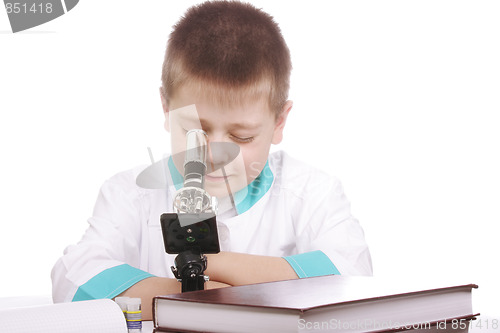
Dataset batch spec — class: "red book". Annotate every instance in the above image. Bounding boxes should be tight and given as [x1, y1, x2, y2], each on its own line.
[153, 275, 478, 333]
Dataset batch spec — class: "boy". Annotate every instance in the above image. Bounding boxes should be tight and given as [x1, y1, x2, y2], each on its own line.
[51, 1, 372, 320]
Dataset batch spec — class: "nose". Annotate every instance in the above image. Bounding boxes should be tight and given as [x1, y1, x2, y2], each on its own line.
[204, 133, 240, 173]
[204, 130, 226, 144]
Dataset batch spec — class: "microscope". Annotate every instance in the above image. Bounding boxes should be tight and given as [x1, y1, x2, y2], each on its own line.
[160, 129, 220, 292]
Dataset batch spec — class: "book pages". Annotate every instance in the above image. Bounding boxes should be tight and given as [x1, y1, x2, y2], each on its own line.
[0, 299, 127, 333]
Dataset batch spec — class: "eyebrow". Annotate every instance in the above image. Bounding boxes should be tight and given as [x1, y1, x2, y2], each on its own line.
[175, 112, 262, 130]
[222, 121, 262, 130]
[199, 118, 262, 131]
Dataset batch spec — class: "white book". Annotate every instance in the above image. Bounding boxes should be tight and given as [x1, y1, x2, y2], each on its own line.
[0, 299, 128, 333]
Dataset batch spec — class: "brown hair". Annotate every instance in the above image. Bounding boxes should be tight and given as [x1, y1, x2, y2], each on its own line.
[161, 1, 292, 116]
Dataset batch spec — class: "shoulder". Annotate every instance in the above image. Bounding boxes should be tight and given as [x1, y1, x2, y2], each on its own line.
[98, 164, 157, 202]
[104, 165, 148, 189]
[268, 150, 341, 199]
[91, 164, 170, 223]
[267, 151, 355, 235]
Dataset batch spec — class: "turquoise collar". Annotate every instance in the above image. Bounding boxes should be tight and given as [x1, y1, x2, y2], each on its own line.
[167, 156, 273, 215]
[168, 156, 184, 191]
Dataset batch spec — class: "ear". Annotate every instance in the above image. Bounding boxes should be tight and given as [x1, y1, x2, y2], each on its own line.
[272, 100, 293, 144]
[160, 87, 170, 132]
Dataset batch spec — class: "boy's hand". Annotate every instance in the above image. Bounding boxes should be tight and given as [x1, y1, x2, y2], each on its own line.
[206, 280, 232, 289]
[116, 277, 230, 321]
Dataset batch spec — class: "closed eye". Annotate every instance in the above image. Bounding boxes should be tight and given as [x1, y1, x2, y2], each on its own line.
[230, 135, 254, 143]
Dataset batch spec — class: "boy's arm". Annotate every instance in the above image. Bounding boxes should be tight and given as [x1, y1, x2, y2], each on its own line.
[117, 277, 230, 320]
[203, 173, 373, 284]
[205, 252, 298, 286]
[115, 253, 296, 320]
[117, 253, 297, 320]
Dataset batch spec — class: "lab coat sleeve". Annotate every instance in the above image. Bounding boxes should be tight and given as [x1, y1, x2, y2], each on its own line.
[51, 172, 154, 303]
[290, 174, 373, 276]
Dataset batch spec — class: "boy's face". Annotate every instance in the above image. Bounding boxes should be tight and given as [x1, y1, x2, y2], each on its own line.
[162, 84, 291, 198]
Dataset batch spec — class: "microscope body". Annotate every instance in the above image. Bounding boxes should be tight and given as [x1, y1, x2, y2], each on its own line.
[160, 129, 220, 292]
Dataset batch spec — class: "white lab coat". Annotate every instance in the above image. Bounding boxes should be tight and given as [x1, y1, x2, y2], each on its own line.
[51, 151, 372, 302]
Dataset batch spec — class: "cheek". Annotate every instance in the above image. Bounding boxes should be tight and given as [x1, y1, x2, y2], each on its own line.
[170, 127, 187, 172]
[170, 125, 188, 149]
[240, 144, 269, 182]
[164, 115, 170, 132]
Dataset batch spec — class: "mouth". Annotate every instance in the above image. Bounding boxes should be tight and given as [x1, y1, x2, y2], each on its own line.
[205, 174, 230, 183]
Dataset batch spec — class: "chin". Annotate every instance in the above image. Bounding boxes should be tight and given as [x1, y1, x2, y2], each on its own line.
[205, 177, 247, 198]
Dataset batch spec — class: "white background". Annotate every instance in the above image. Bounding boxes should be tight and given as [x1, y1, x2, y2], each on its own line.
[1, 0, 499, 320]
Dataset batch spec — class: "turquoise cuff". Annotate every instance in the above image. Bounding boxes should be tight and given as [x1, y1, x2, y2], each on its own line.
[72, 264, 154, 301]
[283, 250, 340, 278]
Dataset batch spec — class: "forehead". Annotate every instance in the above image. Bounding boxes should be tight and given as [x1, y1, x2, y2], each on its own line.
[169, 81, 275, 130]
[169, 79, 272, 111]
